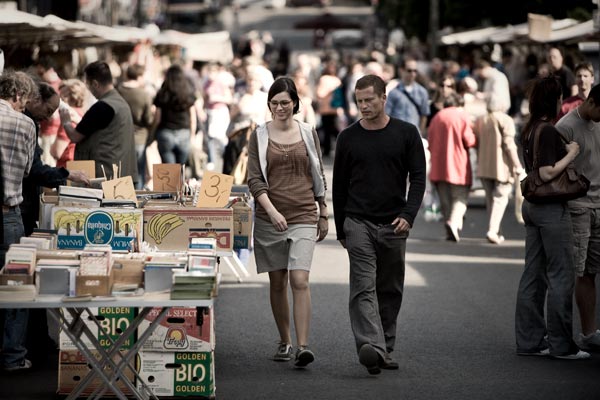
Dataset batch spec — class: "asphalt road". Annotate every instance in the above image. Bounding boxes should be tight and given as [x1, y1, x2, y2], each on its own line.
[213, 158, 600, 400]
[1, 158, 599, 399]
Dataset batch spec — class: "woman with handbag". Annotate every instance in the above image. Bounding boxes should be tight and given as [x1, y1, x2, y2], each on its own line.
[247, 77, 328, 368]
[515, 77, 590, 360]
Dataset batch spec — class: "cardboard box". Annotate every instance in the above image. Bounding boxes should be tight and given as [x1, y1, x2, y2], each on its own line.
[51, 207, 143, 251]
[232, 201, 253, 250]
[139, 307, 214, 352]
[60, 307, 136, 350]
[112, 257, 145, 286]
[76, 271, 114, 296]
[143, 207, 233, 252]
[0, 266, 34, 285]
[39, 193, 59, 230]
[35, 267, 72, 295]
[58, 349, 135, 396]
[137, 351, 214, 397]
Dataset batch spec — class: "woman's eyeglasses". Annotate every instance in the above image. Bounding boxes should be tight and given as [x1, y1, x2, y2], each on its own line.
[269, 100, 293, 108]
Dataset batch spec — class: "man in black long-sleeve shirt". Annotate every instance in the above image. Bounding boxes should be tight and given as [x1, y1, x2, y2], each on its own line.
[332, 75, 426, 375]
[22, 82, 89, 236]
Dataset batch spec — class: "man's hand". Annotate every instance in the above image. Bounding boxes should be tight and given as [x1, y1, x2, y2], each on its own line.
[67, 170, 90, 186]
[391, 217, 411, 234]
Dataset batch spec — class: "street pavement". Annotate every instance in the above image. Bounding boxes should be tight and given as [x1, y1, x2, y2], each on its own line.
[1, 157, 600, 399]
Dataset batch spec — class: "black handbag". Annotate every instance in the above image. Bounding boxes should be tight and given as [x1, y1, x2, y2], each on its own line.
[520, 123, 590, 204]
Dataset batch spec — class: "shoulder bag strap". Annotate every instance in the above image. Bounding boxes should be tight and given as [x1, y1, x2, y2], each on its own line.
[401, 88, 423, 116]
[530, 121, 548, 169]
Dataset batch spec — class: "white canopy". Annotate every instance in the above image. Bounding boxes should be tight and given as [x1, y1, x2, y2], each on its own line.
[0, 9, 233, 64]
[439, 18, 593, 46]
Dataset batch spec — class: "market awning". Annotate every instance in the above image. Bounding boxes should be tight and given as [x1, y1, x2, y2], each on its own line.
[440, 18, 582, 46]
[154, 30, 234, 64]
[0, 9, 89, 46]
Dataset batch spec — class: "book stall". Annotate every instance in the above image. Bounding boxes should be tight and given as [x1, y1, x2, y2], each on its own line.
[0, 162, 254, 399]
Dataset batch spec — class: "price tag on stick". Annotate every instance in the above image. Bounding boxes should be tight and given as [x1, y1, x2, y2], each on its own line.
[197, 172, 234, 208]
[153, 163, 182, 192]
[102, 176, 137, 202]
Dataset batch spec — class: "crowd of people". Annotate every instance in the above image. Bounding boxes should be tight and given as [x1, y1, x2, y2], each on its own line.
[1, 36, 599, 376]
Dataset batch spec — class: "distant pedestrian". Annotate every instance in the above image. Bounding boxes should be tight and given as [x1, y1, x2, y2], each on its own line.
[474, 97, 523, 244]
[515, 76, 589, 360]
[555, 83, 600, 352]
[118, 64, 154, 188]
[332, 74, 426, 374]
[385, 57, 430, 135]
[557, 62, 594, 120]
[247, 77, 328, 368]
[427, 93, 476, 242]
[59, 61, 138, 183]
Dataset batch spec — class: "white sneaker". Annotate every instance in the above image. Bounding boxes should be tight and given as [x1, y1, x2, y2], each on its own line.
[553, 350, 591, 360]
[445, 222, 460, 242]
[580, 330, 600, 350]
[486, 232, 505, 244]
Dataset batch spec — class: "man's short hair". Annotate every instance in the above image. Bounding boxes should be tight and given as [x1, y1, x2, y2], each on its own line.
[586, 84, 600, 106]
[575, 62, 594, 77]
[355, 74, 386, 96]
[84, 61, 113, 86]
[399, 56, 416, 70]
[34, 56, 56, 71]
[126, 64, 145, 81]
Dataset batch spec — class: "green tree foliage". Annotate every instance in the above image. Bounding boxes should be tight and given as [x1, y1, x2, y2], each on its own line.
[378, 0, 594, 40]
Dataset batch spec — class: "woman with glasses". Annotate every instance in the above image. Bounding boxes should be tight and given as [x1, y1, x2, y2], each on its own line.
[247, 76, 328, 368]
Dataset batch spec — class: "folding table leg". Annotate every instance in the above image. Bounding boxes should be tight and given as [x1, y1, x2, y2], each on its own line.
[47, 308, 130, 400]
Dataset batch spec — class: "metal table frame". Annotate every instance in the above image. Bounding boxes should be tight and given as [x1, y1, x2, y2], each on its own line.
[0, 294, 212, 400]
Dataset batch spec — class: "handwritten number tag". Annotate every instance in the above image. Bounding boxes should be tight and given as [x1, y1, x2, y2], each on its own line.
[197, 172, 234, 208]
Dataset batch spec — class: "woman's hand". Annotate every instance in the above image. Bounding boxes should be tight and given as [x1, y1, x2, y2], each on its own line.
[565, 141, 580, 159]
[268, 210, 288, 232]
[317, 217, 328, 242]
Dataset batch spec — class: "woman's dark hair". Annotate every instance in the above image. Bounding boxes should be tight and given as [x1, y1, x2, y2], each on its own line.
[267, 76, 300, 114]
[521, 76, 562, 146]
[38, 82, 57, 102]
[155, 65, 196, 111]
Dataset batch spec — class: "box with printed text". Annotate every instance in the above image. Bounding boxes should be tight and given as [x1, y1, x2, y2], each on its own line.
[51, 207, 142, 251]
[59, 307, 136, 350]
[137, 351, 214, 397]
[139, 306, 214, 353]
[143, 207, 233, 252]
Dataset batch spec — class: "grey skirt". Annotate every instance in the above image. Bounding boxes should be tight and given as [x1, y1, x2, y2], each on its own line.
[253, 217, 317, 273]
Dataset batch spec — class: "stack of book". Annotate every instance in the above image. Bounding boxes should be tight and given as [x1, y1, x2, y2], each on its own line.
[188, 238, 218, 277]
[143, 253, 187, 293]
[170, 270, 216, 300]
[79, 245, 113, 276]
[58, 185, 103, 207]
[20, 229, 58, 249]
[0, 284, 36, 302]
[2, 245, 36, 276]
